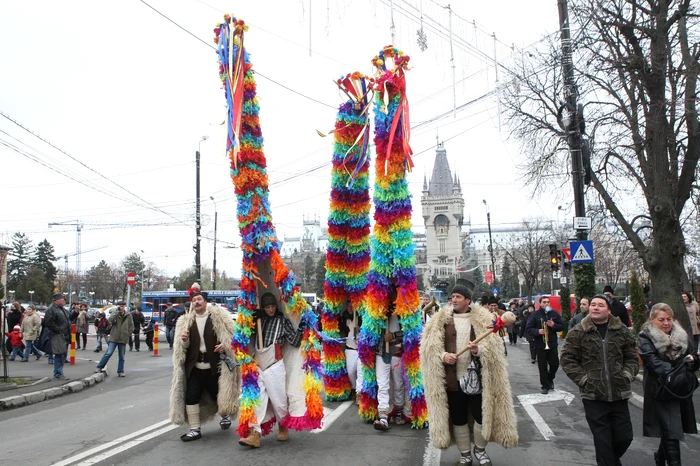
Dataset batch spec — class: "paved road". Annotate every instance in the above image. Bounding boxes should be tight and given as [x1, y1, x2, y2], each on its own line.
[1, 338, 699, 465]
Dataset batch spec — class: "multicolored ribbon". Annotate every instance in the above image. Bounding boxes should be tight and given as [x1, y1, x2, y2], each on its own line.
[214, 14, 323, 437]
[357, 46, 427, 428]
[320, 73, 373, 401]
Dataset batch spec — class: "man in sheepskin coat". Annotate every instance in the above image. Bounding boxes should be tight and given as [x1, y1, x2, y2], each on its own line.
[169, 288, 240, 442]
[421, 285, 518, 466]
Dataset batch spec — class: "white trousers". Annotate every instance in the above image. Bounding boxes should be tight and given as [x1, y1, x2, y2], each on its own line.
[251, 360, 288, 433]
[376, 354, 392, 414]
[345, 349, 363, 390]
[391, 355, 412, 417]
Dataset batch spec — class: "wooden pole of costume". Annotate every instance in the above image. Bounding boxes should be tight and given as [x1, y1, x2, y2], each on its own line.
[454, 311, 516, 358]
[256, 318, 263, 350]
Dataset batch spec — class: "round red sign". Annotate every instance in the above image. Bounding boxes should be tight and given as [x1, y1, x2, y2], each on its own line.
[126, 271, 137, 286]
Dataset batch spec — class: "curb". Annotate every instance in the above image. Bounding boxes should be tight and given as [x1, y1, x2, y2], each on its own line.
[0, 371, 107, 410]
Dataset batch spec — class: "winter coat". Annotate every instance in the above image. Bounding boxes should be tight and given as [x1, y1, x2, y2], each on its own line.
[108, 310, 135, 344]
[169, 304, 240, 426]
[131, 311, 145, 334]
[610, 298, 630, 328]
[568, 311, 587, 331]
[21, 309, 42, 341]
[6, 308, 22, 331]
[684, 302, 700, 336]
[44, 303, 71, 355]
[420, 304, 518, 449]
[525, 308, 564, 349]
[639, 321, 699, 440]
[5, 331, 24, 347]
[164, 308, 180, 328]
[561, 314, 638, 402]
[77, 310, 89, 334]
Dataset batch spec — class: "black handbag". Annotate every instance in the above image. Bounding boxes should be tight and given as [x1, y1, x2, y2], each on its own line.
[654, 360, 700, 401]
[37, 326, 52, 354]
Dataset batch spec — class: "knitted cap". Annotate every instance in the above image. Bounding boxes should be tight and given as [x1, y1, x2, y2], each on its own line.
[260, 292, 277, 308]
[450, 284, 471, 300]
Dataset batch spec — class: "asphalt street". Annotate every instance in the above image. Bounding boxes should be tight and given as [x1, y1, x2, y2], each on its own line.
[1, 335, 699, 466]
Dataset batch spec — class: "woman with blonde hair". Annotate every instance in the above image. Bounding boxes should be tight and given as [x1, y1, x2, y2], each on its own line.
[639, 303, 699, 466]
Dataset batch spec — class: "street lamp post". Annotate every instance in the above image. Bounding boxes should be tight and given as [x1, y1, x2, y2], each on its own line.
[89, 291, 95, 306]
[482, 200, 496, 284]
[210, 195, 218, 291]
[28, 290, 34, 304]
[195, 136, 209, 284]
[8, 290, 14, 302]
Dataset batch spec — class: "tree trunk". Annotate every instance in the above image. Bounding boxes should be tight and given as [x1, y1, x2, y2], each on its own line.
[645, 214, 690, 334]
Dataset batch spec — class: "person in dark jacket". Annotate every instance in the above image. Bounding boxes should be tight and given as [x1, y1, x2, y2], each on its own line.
[521, 303, 537, 363]
[5, 302, 24, 354]
[43, 293, 72, 380]
[603, 286, 630, 328]
[164, 304, 180, 350]
[143, 319, 155, 351]
[94, 312, 111, 352]
[525, 296, 564, 393]
[561, 294, 639, 466]
[639, 303, 699, 466]
[129, 307, 145, 351]
[568, 297, 590, 331]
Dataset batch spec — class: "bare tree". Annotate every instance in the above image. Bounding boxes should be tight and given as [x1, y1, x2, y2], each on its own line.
[590, 223, 642, 290]
[497, 218, 553, 300]
[502, 0, 699, 331]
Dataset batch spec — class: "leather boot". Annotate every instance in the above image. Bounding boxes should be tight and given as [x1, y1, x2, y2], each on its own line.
[238, 430, 261, 448]
[663, 438, 681, 466]
[654, 440, 665, 466]
[278, 425, 288, 441]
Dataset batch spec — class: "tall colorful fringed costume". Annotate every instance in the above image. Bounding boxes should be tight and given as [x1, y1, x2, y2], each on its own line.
[214, 15, 323, 437]
[357, 46, 428, 428]
[320, 73, 373, 401]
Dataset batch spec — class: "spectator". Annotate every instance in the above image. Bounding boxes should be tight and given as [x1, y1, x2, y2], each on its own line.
[95, 301, 134, 377]
[569, 297, 590, 331]
[20, 304, 42, 361]
[681, 292, 699, 353]
[561, 294, 638, 466]
[69, 302, 80, 325]
[144, 318, 155, 351]
[5, 302, 23, 354]
[507, 301, 521, 346]
[638, 303, 699, 466]
[164, 304, 180, 350]
[76, 303, 89, 350]
[603, 286, 630, 328]
[129, 307, 145, 351]
[44, 293, 72, 380]
[94, 312, 111, 352]
[5, 325, 24, 361]
[521, 304, 537, 364]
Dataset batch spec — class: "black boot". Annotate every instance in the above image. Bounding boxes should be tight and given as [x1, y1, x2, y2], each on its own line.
[654, 439, 665, 466]
[662, 438, 681, 466]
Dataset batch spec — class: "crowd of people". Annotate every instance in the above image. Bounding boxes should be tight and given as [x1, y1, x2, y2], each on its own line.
[4, 284, 700, 465]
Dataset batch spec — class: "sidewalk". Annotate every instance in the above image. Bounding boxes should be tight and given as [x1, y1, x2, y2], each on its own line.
[0, 331, 169, 409]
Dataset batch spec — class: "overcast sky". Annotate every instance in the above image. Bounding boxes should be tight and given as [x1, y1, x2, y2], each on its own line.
[0, 0, 567, 282]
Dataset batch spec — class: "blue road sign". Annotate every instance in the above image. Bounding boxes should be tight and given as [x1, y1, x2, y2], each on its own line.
[570, 240, 595, 263]
[492, 287, 499, 295]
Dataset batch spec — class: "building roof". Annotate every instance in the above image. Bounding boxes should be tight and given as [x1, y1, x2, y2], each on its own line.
[428, 142, 454, 197]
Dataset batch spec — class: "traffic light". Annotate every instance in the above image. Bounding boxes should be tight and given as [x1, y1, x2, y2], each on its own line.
[563, 260, 571, 272]
[549, 243, 560, 271]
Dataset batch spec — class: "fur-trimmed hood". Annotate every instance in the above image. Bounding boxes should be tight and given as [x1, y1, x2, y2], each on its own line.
[169, 303, 240, 426]
[640, 320, 689, 362]
[420, 303, 518, 449]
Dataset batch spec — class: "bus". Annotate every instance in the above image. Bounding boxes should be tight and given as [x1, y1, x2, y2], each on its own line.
[141, 290, 240, 321]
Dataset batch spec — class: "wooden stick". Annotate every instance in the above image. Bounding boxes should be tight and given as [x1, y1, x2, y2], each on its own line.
[454, 311, 516, 358]
[256, 318, 263, 350]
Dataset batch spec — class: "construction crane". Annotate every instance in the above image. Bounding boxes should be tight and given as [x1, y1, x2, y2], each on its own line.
[49, 220, 84, 280]
[59, 246, 108, 276]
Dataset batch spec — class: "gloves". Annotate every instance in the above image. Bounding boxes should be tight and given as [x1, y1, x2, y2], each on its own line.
[254, 309, 265, 322]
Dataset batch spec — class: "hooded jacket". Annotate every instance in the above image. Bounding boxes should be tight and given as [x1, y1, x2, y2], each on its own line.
[420, 303, 518, 449]
[169, 304, 240, 426]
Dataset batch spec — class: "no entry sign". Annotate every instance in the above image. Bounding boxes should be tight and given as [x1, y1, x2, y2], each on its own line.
[126, 271, 137, 286]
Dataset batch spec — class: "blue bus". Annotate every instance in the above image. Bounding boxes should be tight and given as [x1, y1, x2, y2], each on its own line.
[142, 290, 240, 321]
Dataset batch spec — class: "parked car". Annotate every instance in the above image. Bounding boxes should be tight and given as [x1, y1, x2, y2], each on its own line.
[87, 307, 101, 322]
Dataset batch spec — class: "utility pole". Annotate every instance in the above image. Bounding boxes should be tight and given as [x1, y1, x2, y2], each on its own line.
[210, 196, 218, 291]
[195, 137, 208, 284]
[557, 0, 587, 241]
[389, 0, 396, 44]
[445, 4, 456, 117]
[483, 200, 496, 282]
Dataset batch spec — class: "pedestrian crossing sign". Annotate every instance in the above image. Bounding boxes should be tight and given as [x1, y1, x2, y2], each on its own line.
[569, 240, 594, 263]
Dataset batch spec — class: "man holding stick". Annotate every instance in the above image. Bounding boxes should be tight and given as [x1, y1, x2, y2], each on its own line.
[421, 285, 518, 465]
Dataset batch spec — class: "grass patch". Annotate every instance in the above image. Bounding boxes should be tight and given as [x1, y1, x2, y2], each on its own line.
[0, 377, 32, 385]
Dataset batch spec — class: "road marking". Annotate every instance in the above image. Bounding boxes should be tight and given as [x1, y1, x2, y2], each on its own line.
[53, 419, 171, 466]
[517, 390, 574, 441]
[75, 424, 178, 465]
[423, 437, 442, 466]
[311, 400, 353, 433]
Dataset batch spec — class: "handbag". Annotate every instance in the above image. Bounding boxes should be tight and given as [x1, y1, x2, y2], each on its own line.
[654, 359, 700, 401]
[459, 357, 483, 395]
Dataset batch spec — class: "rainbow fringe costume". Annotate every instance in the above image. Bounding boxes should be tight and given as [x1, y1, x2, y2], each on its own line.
[214, 15, 323, 437]
[357, 46, 428, 428]
[321, 73, 373, 401]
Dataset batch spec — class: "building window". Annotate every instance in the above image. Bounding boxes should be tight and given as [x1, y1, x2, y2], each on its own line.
[434, 214, 449, 235]
[434, 206, 448, 211]
[439, 238, 446, 254]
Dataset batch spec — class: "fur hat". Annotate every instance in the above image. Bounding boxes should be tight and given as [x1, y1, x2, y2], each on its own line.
[450, 284, 471, 300]
[52, 292, 65, 301]
[260, 292, 277, 308]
